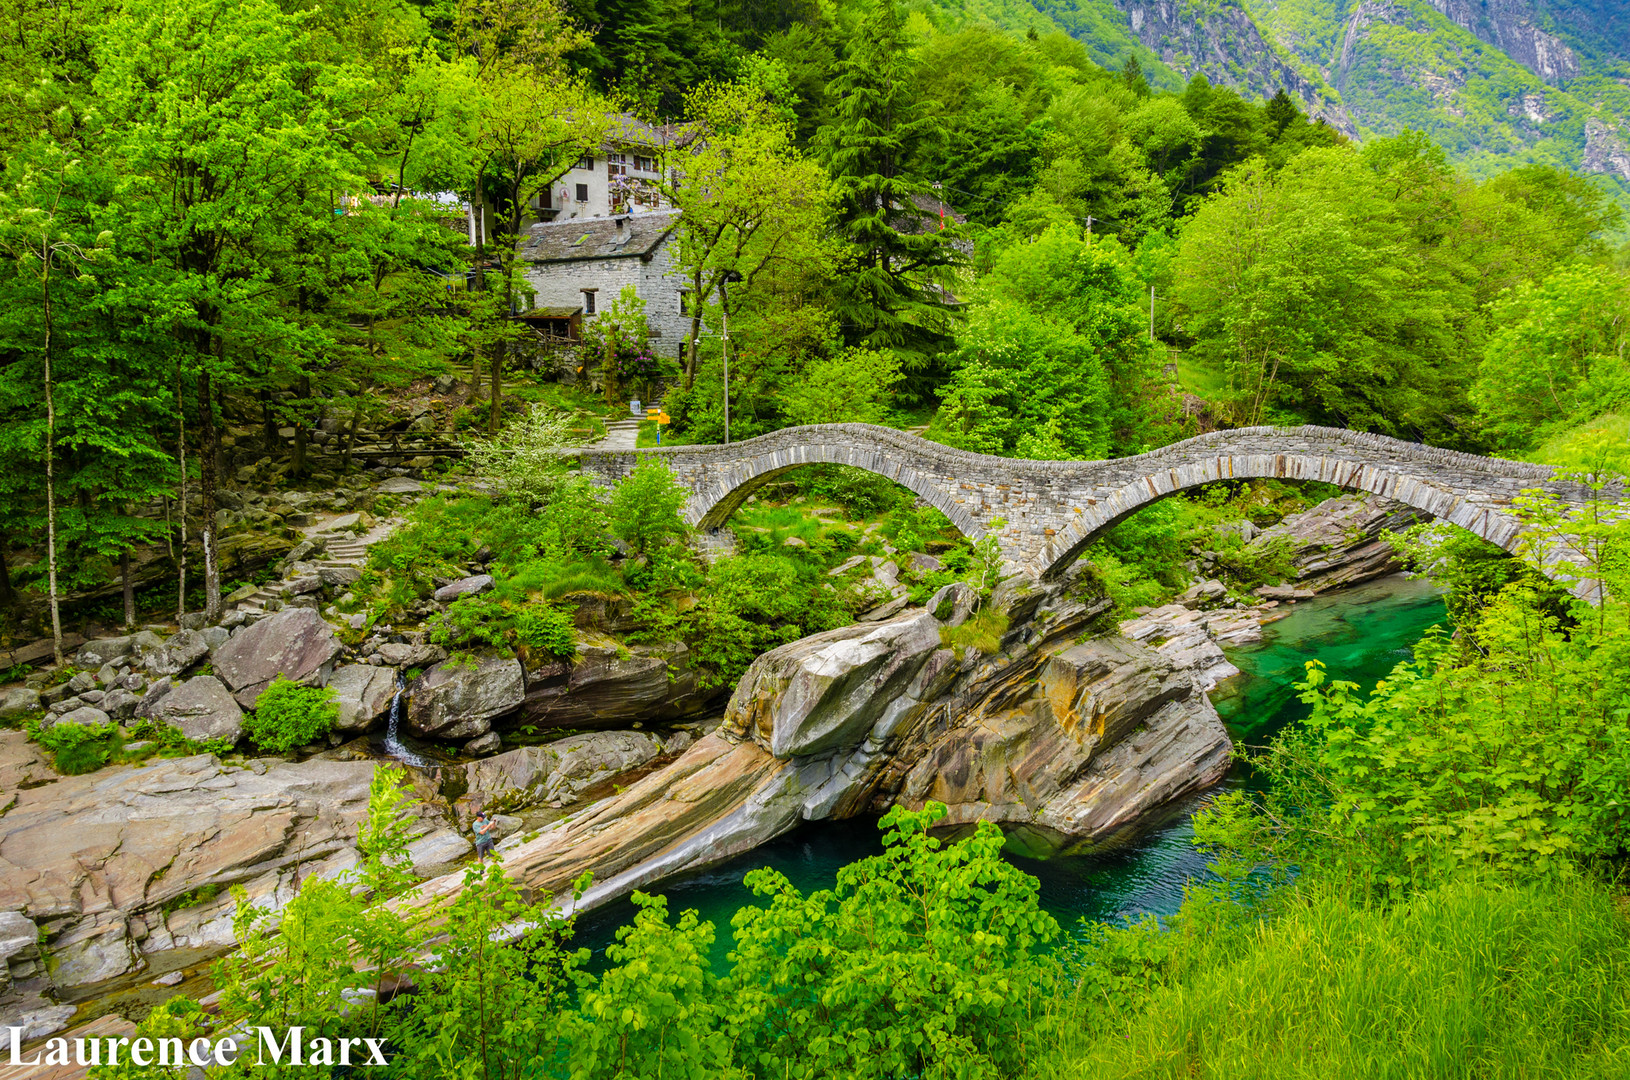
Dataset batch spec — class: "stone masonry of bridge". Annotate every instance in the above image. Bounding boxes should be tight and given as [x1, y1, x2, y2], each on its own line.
[579, 423, 1595, 580]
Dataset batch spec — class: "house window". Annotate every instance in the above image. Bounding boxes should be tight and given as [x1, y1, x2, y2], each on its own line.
[582, 289, 597, 315]
[575, 183, 589, 202]
[608, 152, 627, 165]
[634, 155, 655, 172]
[576, 153, 593, 169]
[679, 290, 694, 315]
[536, 187, 552, 209]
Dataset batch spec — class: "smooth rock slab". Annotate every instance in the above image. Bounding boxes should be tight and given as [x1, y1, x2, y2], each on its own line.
[210, 608, 343, 709]
[463, 731, 666, 812]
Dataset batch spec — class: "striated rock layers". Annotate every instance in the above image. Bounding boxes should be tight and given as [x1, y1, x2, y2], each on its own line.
[408, 571, 1233, 922]
[0, 732, 463, 1024]
[1247, 493, 1429, 593]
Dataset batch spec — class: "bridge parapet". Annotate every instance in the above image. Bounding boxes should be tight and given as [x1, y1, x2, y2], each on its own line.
[579, 424, 1594, 579]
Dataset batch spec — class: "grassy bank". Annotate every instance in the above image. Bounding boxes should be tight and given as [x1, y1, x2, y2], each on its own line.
[1030, 877, 1630, 1079]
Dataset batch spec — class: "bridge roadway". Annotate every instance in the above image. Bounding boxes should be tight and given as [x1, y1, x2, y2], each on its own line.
[580, 423, 1596, 580]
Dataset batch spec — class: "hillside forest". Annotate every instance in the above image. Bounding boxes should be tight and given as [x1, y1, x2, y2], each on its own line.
[1, 0, 1629, 1077]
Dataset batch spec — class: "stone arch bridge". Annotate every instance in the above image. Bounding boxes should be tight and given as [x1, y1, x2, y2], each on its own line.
[580, 424, 1597, 581]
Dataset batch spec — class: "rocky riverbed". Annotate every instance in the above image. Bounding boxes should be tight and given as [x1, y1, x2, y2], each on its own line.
[0, 492, 1423, 1046]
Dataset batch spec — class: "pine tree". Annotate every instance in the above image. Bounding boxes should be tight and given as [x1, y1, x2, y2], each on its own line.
[1122, 54, 1149, 98]
[815, 0, 958, 356]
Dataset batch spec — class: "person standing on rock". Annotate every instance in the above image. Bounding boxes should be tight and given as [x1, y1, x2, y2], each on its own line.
[472, 808, 498, 861]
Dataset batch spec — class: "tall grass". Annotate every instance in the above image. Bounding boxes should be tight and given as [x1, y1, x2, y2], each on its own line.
[1031, 878, 1630, 1079]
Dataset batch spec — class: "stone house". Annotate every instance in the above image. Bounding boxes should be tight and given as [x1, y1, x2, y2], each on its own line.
[514, 114, 696, 360]
[529, 114, 692, 224]
[516, 210, 688, 358]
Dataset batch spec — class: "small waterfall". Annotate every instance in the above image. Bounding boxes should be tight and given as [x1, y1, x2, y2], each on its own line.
[383, 673, 430, 767]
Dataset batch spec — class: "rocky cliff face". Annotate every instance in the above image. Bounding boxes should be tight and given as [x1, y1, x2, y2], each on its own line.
[1115, 0, 1355, 132]
[1422, 0, 1581, 82]
[1101, 0, 1630, 188]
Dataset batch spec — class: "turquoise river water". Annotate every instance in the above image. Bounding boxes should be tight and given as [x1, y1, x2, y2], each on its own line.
[572, 575, 1448, 967]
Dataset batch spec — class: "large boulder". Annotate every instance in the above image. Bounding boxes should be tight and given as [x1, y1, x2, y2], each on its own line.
[141, 675, 244, 744]
[406, 656, 525, 740]
[433, 574, 493, 603]
[75, 633, 150, 669]
[48, 706, 111, 730]
[521, 642, 715, 730]
[724, 611, 946, 759]
[210, 608, 343, 709]
[462, 731, 666, 812]
[140, 628, 210, 677]
[327, 664, 400, 732]
[1246, 494, 1430, 592]
[375, 642, 446, 668]
[0, 687, 40, 718]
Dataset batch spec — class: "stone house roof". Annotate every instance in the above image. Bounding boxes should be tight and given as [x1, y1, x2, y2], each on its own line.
[517, 210, 680, 264]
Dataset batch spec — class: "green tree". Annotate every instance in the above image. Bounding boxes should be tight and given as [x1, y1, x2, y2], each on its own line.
[1472, 264, 1630, 450]
[583, 284, 653, 407]
[668, 72, 833, 389]
[780, 347, 900, 426]
[939, 223, 1158, 457]
[815, 0, 960, 355]
[609, 456, 689, 556]
[93, 0, 363, 621]
[1173, 147, 1459, 433]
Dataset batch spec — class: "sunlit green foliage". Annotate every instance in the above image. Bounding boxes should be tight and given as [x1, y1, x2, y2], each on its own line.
[244, 678, 337, 754]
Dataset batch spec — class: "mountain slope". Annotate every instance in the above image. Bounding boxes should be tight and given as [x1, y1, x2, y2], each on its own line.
[935, 0, 1630, 200]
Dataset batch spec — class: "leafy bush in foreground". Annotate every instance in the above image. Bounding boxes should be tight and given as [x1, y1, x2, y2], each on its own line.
[244, 678, 337, 753]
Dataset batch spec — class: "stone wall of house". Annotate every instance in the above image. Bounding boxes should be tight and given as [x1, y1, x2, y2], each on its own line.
[581, 423, 1598, 578]
[523, 240, 689, 359]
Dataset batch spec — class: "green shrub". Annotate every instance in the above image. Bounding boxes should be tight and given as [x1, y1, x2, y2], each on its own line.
[244, 678, 337, 753]
[428, 595, 577, 658]
[609, 456, 690, 556]
[30, 717, 122, 775]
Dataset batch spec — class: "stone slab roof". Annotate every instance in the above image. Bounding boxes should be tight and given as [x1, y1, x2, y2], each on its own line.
[518, 211, 680, 264]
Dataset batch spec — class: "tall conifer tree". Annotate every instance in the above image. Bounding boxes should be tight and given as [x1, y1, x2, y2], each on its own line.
[815, 0, 958, 356]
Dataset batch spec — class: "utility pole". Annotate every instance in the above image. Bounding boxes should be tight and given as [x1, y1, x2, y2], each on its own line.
[720, 270, 742, 445]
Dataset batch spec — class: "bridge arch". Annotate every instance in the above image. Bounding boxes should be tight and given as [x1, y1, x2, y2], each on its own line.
[685, 442, 985, 538]
[1034, 452, 1531, 580]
